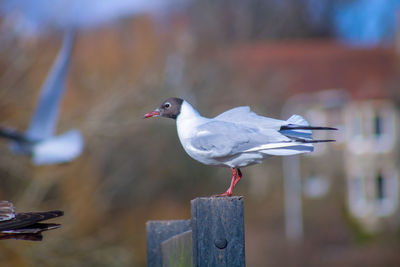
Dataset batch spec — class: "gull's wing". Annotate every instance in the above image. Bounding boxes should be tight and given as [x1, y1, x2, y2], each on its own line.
[209, 109, 335, 158]
[217, 109, 335, 142]
[190, 121, 289, 158]
[26, 30, 75, 141]
[0, 201, 15, 222]
[214, 106, 285, 129]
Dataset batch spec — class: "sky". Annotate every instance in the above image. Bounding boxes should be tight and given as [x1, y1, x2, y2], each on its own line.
[1, 0, 188, 36]
[1, 0, 400, 46]
[333, 0, 400, 46]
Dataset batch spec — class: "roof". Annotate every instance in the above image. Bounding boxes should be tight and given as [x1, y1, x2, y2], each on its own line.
[226, 40, 398, 100]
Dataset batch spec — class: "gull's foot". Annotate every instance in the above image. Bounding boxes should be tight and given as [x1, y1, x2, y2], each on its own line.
[213, 191, 233, 197]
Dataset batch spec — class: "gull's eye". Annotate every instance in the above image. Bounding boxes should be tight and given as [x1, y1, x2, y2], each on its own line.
[164, 102, 171, 109]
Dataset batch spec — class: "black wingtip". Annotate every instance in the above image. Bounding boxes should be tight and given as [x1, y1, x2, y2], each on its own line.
[281, 125, 338, 131]
[306, 139, 336, 143]
[290, 138, 336, 143]
[0, 127, 30, 143]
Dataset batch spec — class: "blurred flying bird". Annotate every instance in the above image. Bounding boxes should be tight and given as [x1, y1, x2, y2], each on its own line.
[0, 30, 84, 165]
[144, 97, 337, 196]
[0, 200, 63, 241]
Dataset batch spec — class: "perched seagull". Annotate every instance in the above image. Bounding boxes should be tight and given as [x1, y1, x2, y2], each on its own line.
[0, 201, 63, 241]
[0, 30, 84, 165]
[144, 97, 337, 196]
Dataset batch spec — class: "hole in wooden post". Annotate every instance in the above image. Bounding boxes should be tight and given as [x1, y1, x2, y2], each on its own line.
[214, 238, 228, 249]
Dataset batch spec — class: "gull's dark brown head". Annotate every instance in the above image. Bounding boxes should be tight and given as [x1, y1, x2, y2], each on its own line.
[144, 97, 184, 120]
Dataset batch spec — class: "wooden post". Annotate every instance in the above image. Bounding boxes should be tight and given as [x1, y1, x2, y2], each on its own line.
[146, 197, 246, 266]
[161, 230, 193, 267]
[146, 220, 191, 267]
[191, 196, 245, 267]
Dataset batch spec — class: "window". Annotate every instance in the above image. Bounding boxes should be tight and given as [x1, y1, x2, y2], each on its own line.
[372, 107, 396, 153]
[375, 172, 384, 200]
[373, 114, 382, 137]
[347, 167, 399, 218]
[374, 168, 398, 217]
[345, 102, 397, 154]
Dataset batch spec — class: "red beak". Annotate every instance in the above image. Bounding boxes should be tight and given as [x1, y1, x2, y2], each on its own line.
[143, 110, 160, 119]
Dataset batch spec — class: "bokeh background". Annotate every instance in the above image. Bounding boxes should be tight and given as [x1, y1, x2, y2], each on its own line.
[1, 0, 400, 266]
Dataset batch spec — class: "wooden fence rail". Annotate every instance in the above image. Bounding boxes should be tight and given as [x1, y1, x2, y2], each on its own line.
[146, 196, 245, 267]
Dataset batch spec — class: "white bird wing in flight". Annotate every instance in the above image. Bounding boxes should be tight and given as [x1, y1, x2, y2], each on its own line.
[26, 30, 75, 141]
[32, 129, 83, 165]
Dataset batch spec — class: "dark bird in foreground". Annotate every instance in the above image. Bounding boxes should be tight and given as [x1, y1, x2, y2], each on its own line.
[144, 97, 337, 196]
[0, 201, 63, 241]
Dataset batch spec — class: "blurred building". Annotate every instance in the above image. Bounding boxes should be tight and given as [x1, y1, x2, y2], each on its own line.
[344, 99, 398, 230]
[227, 40, 400, 232]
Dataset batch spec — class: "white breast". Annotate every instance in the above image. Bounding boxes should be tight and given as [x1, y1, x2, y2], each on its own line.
[176, 101, 208, 140]
[175, 101, 210, 160]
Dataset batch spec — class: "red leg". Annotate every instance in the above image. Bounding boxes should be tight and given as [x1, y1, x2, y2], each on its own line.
[232, 168, 242, 188]
[215, 168, 242, 197]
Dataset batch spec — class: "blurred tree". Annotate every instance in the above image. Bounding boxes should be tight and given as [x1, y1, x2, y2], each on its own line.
[189, 0, 335, 44]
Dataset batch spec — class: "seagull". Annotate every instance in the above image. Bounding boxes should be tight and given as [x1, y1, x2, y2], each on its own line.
[0, 201, 63, 241]
[144, 97, 337, 197]
[0, 30, 84, 165]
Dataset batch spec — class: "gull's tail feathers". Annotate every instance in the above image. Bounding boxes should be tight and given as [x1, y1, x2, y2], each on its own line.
[279, 114, 337, 142]
[254, 114, 337, 156]
[280, 125, 338, 131]
[288, 136, 336, 143]
[285, 114, 309, 126]
[245, 141, 314, 156]
[281, 114, 338, 131]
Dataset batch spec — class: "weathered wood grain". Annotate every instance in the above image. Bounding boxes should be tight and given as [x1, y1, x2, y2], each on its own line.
[191, 196, 245, 267]
[146, 220, 191, 267]
[161, 230, 193, 267]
